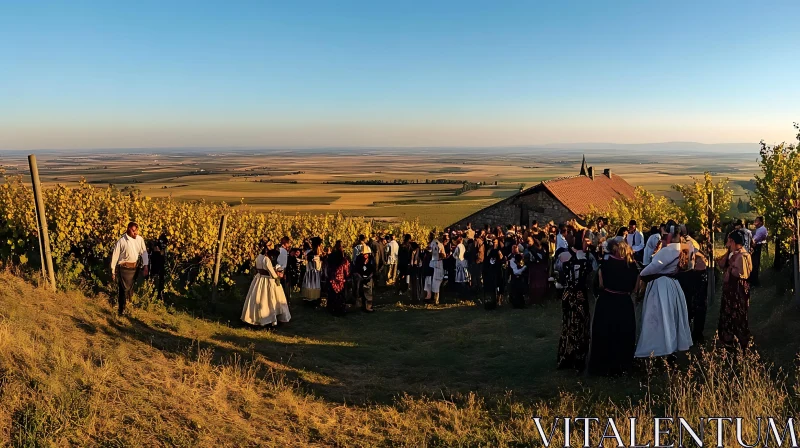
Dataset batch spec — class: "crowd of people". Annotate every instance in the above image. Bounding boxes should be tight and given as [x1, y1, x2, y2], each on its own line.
[109, 213, 769, 377]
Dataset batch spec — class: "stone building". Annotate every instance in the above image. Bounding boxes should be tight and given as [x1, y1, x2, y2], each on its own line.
[451, 157, 636, 229]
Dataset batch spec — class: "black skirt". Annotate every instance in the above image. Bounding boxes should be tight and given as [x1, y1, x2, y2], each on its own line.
[587, 290, 636, 376]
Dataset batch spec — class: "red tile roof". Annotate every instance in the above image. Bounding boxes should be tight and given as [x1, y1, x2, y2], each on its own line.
[532, 173, 636, 216]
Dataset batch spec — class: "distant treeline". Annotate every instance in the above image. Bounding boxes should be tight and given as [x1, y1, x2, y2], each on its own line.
[232, 171, 305, 178]
[257, 179, 298, 184]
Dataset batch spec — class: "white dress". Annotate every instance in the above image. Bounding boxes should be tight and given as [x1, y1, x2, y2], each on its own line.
[301, 255, 322, 300]
[453, 243, 470, 283]
[241, 255, 291, 326]
[635, 243, 692, 357]
[424, 239, 445, 294]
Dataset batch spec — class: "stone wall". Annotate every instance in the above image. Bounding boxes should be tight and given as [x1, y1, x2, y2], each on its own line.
[451, 196, 521, 229]
[451, 189, 577, 229]
[517, 191, 577, 226]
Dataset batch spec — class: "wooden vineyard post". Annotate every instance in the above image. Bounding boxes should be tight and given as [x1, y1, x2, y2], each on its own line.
[707, 190, 715, 305]
[28, 155, 57, 292]
[32, 199, 46, 284]
[211, 214, 228, 303]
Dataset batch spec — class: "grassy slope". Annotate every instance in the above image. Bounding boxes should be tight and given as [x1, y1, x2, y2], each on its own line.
[0, 265, 798, 446]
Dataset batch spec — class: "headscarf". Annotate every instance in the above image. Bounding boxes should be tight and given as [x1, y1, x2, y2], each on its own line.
[643, 233, 661, 266]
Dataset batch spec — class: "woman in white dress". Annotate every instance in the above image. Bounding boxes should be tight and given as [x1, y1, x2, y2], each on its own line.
[424, 232, 445, 304]
[301, 244, 323, 306]
[635, 227, 692, 358]
[241, 248, 291, 327]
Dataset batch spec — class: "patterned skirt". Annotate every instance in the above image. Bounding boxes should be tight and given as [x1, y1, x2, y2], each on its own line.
[301, 268, 321, 300]
[455, 260, 470, 283]
[719, 277, 750, 350]
[557, 288, 590, 370]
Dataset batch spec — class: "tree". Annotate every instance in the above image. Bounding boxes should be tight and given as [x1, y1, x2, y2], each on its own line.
[737, 198, 745, 213]
[672, 172, 733, 238]
[586, 186, 684, 231]
[750, 123, 800, 270]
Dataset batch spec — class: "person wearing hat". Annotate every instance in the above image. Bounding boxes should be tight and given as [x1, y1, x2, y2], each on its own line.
[353, 244, 376, 312]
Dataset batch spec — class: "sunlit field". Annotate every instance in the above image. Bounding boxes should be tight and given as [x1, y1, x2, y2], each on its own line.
[0, 148, 759, 229]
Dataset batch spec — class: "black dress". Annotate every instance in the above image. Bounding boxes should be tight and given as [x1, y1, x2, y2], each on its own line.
[483, 249, 503, 309]
[588, 257, 640, 376]
[557, 253, 592, 371]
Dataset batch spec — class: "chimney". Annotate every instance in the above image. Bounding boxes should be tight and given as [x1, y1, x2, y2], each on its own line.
[587, 166, 595, 180]
[603, 168, 612, 178]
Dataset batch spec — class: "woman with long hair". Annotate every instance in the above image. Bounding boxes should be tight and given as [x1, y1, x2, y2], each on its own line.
[526, 236, 549, 306]
[557, 236, 592, 371]
[588, 240, 640, 375]
[325, 240, 350, 316]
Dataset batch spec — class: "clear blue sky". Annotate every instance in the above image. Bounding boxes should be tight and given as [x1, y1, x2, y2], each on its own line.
[1, 0, 798, 149]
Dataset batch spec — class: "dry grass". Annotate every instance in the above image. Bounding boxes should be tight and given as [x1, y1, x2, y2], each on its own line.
[0, 267, 798, 446]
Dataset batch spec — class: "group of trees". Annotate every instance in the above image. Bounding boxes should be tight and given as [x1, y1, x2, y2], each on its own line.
[588, 123, 800, 281]
[751, 123, 800, 269]
[587, 173, 733, 240]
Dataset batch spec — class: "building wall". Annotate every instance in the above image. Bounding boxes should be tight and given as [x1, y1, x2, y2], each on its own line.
[451, 190, 577, 229]
[452, 196, 521, 229]
[517, 191, 577, 226]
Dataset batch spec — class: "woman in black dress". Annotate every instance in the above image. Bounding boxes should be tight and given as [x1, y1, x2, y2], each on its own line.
[588, 239, 640, 376]
[483, 237, 505, 309]
[557, 238, 592, 371]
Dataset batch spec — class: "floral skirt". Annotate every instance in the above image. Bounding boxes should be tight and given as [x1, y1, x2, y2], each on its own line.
[719, 277, 750, 349]
[557, 288, 590, 370]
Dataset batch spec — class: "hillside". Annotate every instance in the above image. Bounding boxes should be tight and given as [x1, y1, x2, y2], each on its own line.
[0, 268, 798, 446]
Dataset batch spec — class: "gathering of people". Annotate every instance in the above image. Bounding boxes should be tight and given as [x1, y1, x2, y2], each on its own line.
[110, 213, 769, 376]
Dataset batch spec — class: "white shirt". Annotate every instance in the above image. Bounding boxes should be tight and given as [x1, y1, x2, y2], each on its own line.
[556, 233, 568, 251]
[110, 233, 149, 274]
[626, 230, 645, 252]
[429, 240, 444, 266]
[453, 243, 466, 261]
[509, 258, 527, 276]
[277, 247, 289, 270]
[386, 240, 399, 264]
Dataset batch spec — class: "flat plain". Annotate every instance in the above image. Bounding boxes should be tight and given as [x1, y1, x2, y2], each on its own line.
[0, 146, 760, 228]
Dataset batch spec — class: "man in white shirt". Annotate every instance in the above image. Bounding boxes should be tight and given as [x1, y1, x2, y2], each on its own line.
[751, 216, 768, 286]
[555, 225, 569, 252]
[384, 234, 400, 285]
[277, 236, 291, 298]
[626, 220, 645, 262]
[111, 222, 149, 316]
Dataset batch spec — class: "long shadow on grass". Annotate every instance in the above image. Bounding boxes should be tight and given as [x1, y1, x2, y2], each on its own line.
[205, 287, 646, 405]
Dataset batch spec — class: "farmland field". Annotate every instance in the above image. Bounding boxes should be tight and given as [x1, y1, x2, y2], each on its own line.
[0, 146, 761, 228]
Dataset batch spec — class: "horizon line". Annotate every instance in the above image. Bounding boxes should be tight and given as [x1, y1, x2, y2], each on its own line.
[0, 140, 765, 153]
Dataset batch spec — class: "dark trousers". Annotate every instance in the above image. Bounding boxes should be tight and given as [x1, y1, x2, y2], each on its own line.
[282, 279, 291, 300]
[354, 276, 374, 311]
[751, 244, 763, 286]
[117, 267, 137, 315]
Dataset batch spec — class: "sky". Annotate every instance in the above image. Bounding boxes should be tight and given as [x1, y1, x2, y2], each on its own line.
[1, 0, 799, 150]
